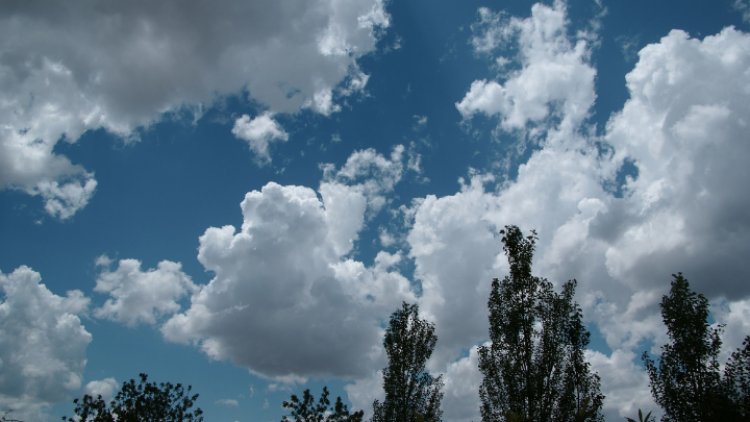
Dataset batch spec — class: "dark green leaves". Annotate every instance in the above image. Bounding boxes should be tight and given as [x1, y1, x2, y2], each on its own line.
[281, 386, 364, 422]
[479, 225, 604, 422]
[63, 373, 203, 422]
[644, 274, 750, 421]
[372, 302, 443, 422]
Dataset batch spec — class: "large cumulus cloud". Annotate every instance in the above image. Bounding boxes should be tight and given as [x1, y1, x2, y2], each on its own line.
[409, 3, 750, 421]
[162, 147, 413, 380]
[0, 0, 389, 218]
[0, 266, 91, 420]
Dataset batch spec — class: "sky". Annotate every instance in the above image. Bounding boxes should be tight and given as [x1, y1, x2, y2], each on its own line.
[1, 0, 750, 420]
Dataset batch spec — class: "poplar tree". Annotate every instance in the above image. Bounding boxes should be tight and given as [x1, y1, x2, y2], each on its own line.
[643, 273, 747, 421]
[372, 302, 443, 422]
[478, 226, 604, 422]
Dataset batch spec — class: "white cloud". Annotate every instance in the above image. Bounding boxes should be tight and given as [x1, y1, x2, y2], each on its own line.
[84, 377, 118, 402]
[323, 144, 405, 216]
[587, 350, 657, 420]
[440, 346, 482, 422]
[713, 297, 750, 362]
[0, 266, 91, 419]
[94, 258, 197, 326]
[344, 370, 383, 419]
[407, 175, 500, 365]
[36, 177, 98, 220]
[457, 1, 595, 142]
[232, 113, 289, 162]
[735, 0, 750, 23]
[430, 3, 750, 418]
[216, 398, 240, 407]
[0, 0, 389, 217]
[162, 147, 412, 380]
[600, 27, 750, 299]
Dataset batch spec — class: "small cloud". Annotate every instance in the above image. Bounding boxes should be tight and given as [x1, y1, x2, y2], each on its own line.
[94, 254, 113, 268]
[85, 378, 118, 401]
[413, 114, 428, 127]
[378, 228, 395, 247]
[232, 113, 289, 162]
[215, 398, 239, 407]
[734, 0, 750, 23]
[306, 89, 341, 116]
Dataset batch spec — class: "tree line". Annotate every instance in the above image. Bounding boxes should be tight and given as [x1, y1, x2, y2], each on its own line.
[49, 226, 750, 421]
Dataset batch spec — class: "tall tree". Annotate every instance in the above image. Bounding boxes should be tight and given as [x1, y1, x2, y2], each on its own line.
[63, 373, 203, 422]
[281, 386, 364, 422]
[644, 273, 746, 421]
[372, 302, 443, 422]
[478, 226, 604, 422]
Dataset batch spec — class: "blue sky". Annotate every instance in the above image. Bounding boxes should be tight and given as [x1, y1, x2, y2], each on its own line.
[1, 0, 750, 420]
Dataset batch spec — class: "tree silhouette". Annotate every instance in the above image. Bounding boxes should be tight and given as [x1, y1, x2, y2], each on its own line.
[642, 273, 728, 422]
[281, 386, 363, 422]
[724, 336, 750, 419]
[478, 226, 604, 422]
[63, 373, 203, 422]
[643, 273, 750, 421]
[372, 302, 443, 422]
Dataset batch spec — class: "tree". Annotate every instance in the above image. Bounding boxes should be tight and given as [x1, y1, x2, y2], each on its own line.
[642, 273, 730, 422]
[478, 226, 604, 422]
[63, 373, 203, 422]
[724, 336, 750, 419]
[642, 273, 750, 422]
[281, 386, 364, 422]
[372, 302, 443, 422]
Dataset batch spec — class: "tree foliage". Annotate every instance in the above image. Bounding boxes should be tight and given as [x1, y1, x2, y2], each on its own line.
[642, 273, 727, 422]
[478, 226, 604, 422]
[625, 409, 655, 422]
[723, 336, 750, 419]
[281, 386, 363, 422]
[372, 302, 443, 422]
[63, 373, 203, 422]
[644, 273, 750, 421]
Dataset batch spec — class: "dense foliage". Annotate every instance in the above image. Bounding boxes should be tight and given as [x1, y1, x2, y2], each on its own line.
[643, 273, 750, 421]
[372, 302, 443, 422]
[478, 226, 604, 422]
[63, 373, 203, 422]
[281, 386, 364, 422]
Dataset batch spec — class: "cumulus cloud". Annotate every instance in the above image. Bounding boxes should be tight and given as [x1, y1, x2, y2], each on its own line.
[94, 258, 197, 326]
[457, 0, 595, 143]
[600, 27, 750, 299]
[0, 266, 91, 419]
[162, 147, 412, 380]
[587, 350, 655, 420]
[322, 144, 405, 215]
[427, 3, 750, 418]
[84, 377, 118, 402]
[440, 346, 482, 422]
[232, 113, 289, 162]
[0, 0, 389, 217]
